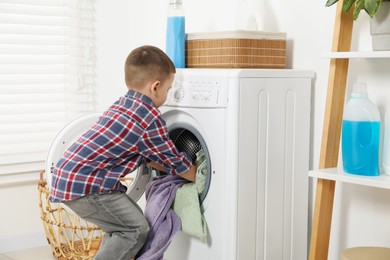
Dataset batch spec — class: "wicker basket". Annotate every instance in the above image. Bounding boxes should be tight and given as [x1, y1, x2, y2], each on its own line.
[38, 170, 103, 260]
[185, 30, 287, 69]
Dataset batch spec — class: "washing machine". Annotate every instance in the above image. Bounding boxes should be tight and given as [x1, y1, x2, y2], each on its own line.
[160, 69, 313, 260]
[46, 68, 313, 260]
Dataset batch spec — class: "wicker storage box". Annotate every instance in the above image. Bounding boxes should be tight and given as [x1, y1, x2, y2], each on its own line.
[38, 170, 103, 259]
[185, 30, 287, 69]
[38, 170, 137, 259]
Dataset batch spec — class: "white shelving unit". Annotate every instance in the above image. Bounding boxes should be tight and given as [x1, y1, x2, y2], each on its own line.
[309, 3, 390, 260]
[322, 51, 390, 59]
[309, 168, 390, 190]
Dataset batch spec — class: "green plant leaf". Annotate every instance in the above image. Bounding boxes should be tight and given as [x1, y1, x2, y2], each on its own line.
[325, 0, 388, 19]
[365, 0, 381, 17]
[343, 0, 357, 12]
[353, 0, 365, 19]
[326, 0, 339, 7]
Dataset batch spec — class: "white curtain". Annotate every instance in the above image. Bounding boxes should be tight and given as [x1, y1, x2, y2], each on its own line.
[0, 0, 96, 182]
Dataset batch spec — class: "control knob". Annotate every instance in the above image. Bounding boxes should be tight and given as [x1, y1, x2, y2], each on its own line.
[174, 88, 184, 102]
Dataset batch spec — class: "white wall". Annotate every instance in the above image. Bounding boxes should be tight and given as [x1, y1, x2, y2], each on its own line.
[94, 0, 131, 108]
[3, 0, 390, 258]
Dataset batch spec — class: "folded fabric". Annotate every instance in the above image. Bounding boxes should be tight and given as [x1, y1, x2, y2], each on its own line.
[136, 175, 188, 260]
[173, 149, 208, 242]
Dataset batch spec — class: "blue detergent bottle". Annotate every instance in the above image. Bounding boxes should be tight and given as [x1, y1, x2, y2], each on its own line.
[166, 0, 185, 68]
[342, 82, 381, 176]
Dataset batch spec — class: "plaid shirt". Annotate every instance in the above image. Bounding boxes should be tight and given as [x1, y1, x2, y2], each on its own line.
[50, 90, 191, 203]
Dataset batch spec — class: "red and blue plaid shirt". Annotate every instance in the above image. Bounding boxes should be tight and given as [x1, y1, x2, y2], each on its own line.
[50, 90, 191, 203]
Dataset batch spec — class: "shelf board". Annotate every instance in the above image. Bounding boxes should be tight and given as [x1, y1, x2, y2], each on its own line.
[322, 51, 390, 59]
[309, 167, 390, 190]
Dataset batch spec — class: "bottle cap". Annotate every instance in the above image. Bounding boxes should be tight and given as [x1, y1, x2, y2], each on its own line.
[353, 82, 367, 94]
[169, 0, 182, 4]
[351, 82, 368, 98]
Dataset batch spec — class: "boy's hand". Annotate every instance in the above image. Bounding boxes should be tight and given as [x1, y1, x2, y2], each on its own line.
[147, 161, 166, 173]
[179, 164, 197, 182]
[147, 161, 197, 182]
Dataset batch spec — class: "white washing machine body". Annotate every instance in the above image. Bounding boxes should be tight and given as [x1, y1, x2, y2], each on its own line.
[161, 68, 313, 260]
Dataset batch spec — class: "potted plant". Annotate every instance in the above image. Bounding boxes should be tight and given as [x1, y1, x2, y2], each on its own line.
[326, 0, 386, 20]
[326, 0, 390, 50]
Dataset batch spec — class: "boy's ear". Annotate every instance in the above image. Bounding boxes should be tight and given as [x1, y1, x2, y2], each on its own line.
[150, 80, 160, 95]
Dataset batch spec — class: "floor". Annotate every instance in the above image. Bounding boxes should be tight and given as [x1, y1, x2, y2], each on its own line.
[0, 246, 56, 260]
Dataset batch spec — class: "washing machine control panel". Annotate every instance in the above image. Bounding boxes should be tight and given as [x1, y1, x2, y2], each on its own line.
[165, 77, 228, 108]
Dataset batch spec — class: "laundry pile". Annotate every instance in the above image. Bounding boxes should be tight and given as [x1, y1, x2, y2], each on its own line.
[136, 149, 208, 260]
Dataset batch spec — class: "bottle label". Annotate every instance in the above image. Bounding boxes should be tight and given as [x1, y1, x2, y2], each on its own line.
[166, 16, 185, 68]
[342, 120, 380, 176]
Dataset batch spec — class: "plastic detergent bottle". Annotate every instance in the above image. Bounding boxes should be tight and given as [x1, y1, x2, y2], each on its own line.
[383, 110, 390, 175]
[166, 0, 185, 68]
[342, 82, 381, 176]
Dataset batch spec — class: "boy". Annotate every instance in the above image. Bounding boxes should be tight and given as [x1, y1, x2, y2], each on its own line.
[49, 45, 197, 260]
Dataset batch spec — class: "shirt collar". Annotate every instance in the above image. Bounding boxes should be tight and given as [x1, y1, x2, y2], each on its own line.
[125, 90, 155, 107]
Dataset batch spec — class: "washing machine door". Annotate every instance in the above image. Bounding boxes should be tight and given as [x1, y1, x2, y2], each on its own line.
[45, 112, 151, 202]
[162, 109, 212, 207]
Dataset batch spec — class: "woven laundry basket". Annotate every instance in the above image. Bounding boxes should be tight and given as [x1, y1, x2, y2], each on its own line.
[185, 30, 287, 69]
[38, 170, 103, 260]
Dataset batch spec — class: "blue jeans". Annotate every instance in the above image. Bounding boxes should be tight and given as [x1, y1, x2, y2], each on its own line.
[64, 191, 149, 260]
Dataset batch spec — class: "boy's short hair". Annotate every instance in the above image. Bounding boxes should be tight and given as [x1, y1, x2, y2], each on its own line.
[124, 45, 176, 90]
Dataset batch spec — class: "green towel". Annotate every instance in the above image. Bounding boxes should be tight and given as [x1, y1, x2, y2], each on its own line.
[173, 149, 208, 242]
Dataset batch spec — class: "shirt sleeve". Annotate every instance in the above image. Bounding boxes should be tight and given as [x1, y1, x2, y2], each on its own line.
[138, 117, 191, 176]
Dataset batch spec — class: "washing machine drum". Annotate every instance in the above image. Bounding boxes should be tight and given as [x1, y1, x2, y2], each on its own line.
[45, 113, 210, 203]
[168, 127, 211, 204]
[170, 129, 202, 163]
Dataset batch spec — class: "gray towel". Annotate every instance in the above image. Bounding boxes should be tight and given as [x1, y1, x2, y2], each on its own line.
[136, 175, 188, 260]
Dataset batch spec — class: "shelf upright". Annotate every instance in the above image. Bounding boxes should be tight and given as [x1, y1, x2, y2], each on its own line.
[308, 1, 354, 260]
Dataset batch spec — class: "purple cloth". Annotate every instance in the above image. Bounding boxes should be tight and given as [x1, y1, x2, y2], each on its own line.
[136, 175, 188, 260]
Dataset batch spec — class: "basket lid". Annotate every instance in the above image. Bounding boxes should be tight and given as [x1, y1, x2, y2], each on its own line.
[186, 30, 286, 41]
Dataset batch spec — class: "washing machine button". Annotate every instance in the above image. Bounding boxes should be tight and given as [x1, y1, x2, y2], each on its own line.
[174, 88, 184, 102]
[202, 92, 210, 100]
